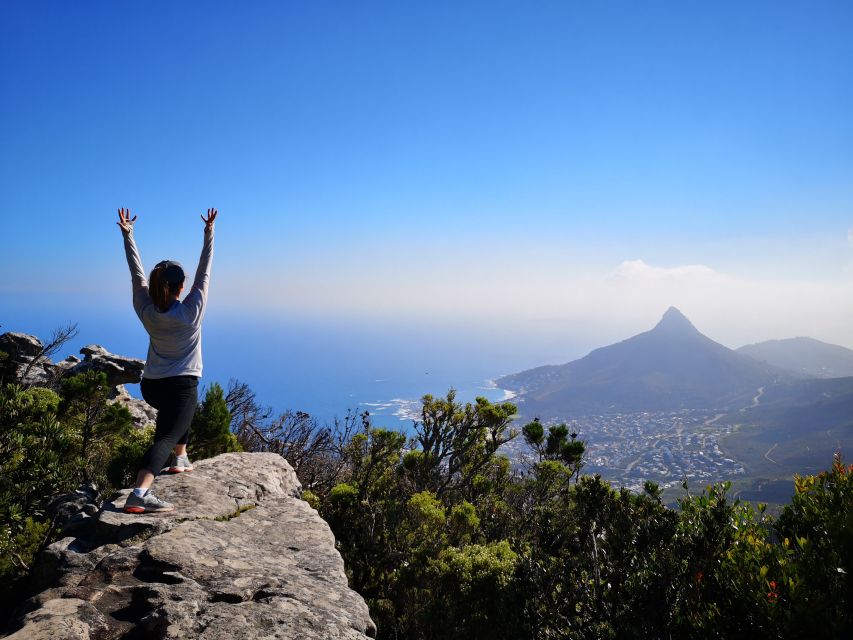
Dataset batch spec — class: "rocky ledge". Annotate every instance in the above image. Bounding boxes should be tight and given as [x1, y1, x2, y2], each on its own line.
[0, 332, 156, 428]
[4, 453, 376, 640]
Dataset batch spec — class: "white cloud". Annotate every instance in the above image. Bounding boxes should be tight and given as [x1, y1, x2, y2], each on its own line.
[610, 259, 723, 283]
[211, 251, 853, 353]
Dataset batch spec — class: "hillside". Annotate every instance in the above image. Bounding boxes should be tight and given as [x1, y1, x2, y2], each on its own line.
[497, 307, 795, 417]
[719, 376, 853, 476]
[737, 336, 853, 378]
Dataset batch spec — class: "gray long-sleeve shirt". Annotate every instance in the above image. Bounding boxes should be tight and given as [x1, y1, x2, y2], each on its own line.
[122, 226, 214, 379]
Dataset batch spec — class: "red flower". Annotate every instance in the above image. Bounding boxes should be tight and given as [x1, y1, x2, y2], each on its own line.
[767, 580, 779, 603]
[695, 571, 704, 583]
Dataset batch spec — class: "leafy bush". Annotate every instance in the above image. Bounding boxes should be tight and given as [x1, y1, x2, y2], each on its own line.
[774, 455, 853, 638]
[0, 384, 78, 599]
[106, 425, 155, 488]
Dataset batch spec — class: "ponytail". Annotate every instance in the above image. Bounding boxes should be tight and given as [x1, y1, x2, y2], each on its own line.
[149, 265, 171, 312]
[149, 260, 185, 312]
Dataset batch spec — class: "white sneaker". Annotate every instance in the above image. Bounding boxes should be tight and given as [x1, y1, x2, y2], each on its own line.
[168, 454, 194, 474]
[123, 490, 175, 514]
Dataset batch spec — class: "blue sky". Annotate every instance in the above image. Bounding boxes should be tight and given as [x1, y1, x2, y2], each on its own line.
[2, 1, 853, 351]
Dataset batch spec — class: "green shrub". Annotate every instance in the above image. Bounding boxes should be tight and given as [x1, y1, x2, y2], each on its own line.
[106, 424, 155, 488]
[191, 382, 241, 460]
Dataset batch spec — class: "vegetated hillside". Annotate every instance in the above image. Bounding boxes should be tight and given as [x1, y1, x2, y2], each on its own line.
[497, 307, 797, 417]
[737, 336, 853, 378]
[719, 376, 853, 478]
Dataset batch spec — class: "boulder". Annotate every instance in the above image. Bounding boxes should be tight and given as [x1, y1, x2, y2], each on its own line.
[111, 384, 158, 429]
[0, 333, 52, 386]
[45, 485, 101, 539]
[53, 355, 81, 371]
[4, 453, 376, 640]
[71, 344, 145, 387]
[0, 332, 44, 359]
[11, 356, 54, 388]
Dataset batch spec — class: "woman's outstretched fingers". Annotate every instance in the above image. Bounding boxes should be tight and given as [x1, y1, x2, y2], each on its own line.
[201, 208, 217, 228]
[117, 208, 137, 232]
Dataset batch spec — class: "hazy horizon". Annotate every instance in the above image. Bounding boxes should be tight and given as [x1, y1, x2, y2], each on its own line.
[4, 296, 852, 424]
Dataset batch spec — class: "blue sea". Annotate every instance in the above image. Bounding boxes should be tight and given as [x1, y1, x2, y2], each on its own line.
[3, 295, 580, 431]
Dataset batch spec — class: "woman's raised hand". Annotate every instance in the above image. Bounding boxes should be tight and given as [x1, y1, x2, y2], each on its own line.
[201, 208, 217, 230]
[117, 208, 137, 233]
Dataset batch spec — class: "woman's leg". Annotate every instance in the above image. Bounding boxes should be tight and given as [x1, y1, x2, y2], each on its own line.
[136, 376, 198, 484]
[171, 411, 192, 467]
[174, 420, 190, 458]
[133, 468, 156, 491]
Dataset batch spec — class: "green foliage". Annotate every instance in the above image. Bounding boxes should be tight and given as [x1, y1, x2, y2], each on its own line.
[0, 517, 50, 590]
[106, 425, 154, 488]
[323, 428, 408, 612]
[424, 541, 521, 638]
[448, 501, 479, 545]
[406, 390, 517, 502]
[60, 371, 134, 486]
[0, 384, 78, 593]
[316, 395, 526, 638]
[301, 489, 320, 511]
[191, 382, 241, 460]
[522, 417, 544, 447]
[523, 417, 586, 479]
[307, 388, 851, 639]
[668, 481, 787, 637]
[0, 373, 134, 597]
[774, 455, 853, 638]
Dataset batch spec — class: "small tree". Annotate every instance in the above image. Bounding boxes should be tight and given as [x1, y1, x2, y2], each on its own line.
[405, 390, 517, 502]
[523, 418, 586, 480]
[60, 371, 133, 485]
[191, 382, 241, 460]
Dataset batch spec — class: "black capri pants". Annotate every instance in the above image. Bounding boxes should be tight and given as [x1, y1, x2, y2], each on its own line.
[140, 375, 198, 474]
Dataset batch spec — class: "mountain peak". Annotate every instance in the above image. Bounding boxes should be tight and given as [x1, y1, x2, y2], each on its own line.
[653, 306, 698, 333]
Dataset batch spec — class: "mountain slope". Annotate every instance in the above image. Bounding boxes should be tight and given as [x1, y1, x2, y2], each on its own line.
[719, 375, 853, 476]
[497, 307, 796, 416]
[737, 337, 853, 378]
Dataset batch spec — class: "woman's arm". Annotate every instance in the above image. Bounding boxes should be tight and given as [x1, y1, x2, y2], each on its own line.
[117, 208, 151, 319]
[182, 208, 216, 324]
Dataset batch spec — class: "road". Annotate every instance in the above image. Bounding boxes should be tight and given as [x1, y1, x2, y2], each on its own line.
[764, 442, 778, 464]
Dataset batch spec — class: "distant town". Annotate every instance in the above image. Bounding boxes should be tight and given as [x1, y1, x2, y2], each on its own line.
[501, 409, 745, 493]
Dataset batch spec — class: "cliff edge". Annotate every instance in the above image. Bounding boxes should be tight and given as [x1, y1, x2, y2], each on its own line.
[3, 453, 376, 639]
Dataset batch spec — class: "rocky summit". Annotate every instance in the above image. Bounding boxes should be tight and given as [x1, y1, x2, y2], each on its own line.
[4, 453, 376, 640]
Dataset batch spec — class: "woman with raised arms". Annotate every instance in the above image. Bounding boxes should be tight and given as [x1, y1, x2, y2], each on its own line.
[117, 207, 216, 513]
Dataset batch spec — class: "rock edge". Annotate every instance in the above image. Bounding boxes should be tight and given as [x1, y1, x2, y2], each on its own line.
[4, 453, 376, 640]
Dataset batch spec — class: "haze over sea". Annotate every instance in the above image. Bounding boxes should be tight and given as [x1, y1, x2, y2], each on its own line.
[4, 295, 573, 427]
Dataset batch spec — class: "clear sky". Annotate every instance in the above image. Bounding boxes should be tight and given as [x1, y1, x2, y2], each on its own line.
[2, 1, 853, 353]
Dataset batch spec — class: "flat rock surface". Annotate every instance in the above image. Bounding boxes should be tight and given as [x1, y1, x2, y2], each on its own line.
[4, 453, 376, 640]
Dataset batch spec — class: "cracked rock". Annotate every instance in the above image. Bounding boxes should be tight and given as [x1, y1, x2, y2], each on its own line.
[4, 453, 376, 640]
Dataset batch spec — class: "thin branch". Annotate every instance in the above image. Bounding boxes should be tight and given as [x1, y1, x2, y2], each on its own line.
[20, 322, 79, 387]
